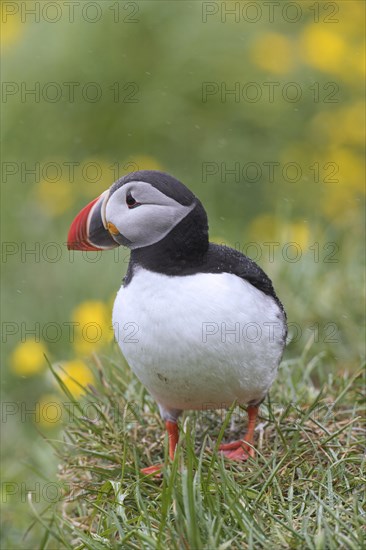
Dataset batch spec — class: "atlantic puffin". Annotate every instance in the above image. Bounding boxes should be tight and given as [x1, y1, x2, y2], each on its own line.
[68, 170, 287, 475]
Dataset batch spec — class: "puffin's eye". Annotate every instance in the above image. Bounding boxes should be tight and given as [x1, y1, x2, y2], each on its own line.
[126, 192, 140, 209]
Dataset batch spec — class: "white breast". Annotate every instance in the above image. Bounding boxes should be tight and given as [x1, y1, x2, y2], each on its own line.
[113, 268, 286, 415]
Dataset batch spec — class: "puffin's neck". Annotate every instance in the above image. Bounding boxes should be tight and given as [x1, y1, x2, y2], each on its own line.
[127, 201, 209, 278]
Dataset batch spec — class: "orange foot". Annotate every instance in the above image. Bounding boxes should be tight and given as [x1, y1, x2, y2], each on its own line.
[141, 420, 179, 478]
[220, 441, 255, 461]
[141, 464, 163, 477]
[219, 439, 243, 451]
[218, 404, 258, 462]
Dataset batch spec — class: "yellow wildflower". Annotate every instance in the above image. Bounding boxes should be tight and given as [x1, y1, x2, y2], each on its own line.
[300, 25, 346, 74]
[58, 360, 95, 398]
[10, 341, 47, 376]
[71, 301, 113, 355]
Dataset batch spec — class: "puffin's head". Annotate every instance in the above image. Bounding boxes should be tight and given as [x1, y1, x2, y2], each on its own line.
[67, 170, 207, 252]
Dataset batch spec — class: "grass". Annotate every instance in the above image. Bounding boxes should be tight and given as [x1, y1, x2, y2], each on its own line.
[25, 346, 365, 549]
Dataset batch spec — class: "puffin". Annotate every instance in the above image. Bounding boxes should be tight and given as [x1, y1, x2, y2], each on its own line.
[67, 170, 287, 475]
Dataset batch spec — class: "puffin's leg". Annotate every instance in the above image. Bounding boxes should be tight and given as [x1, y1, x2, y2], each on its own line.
[141, 419, 180, 476]
[219, 405, 258, 461]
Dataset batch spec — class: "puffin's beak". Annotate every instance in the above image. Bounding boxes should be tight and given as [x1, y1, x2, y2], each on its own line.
[67, 191, 119, 251]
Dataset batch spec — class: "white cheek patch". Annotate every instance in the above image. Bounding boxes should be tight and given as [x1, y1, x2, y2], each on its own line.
[105, 182, 195, 249]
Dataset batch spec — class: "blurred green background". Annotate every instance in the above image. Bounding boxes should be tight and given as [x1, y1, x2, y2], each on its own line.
[1, 1, 364, 546]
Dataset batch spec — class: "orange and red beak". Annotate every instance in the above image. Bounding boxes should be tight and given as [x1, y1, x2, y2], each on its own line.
[67, 191, 119, 251]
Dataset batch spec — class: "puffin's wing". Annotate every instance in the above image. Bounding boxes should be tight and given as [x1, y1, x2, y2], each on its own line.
[205, 243, 285, 313]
